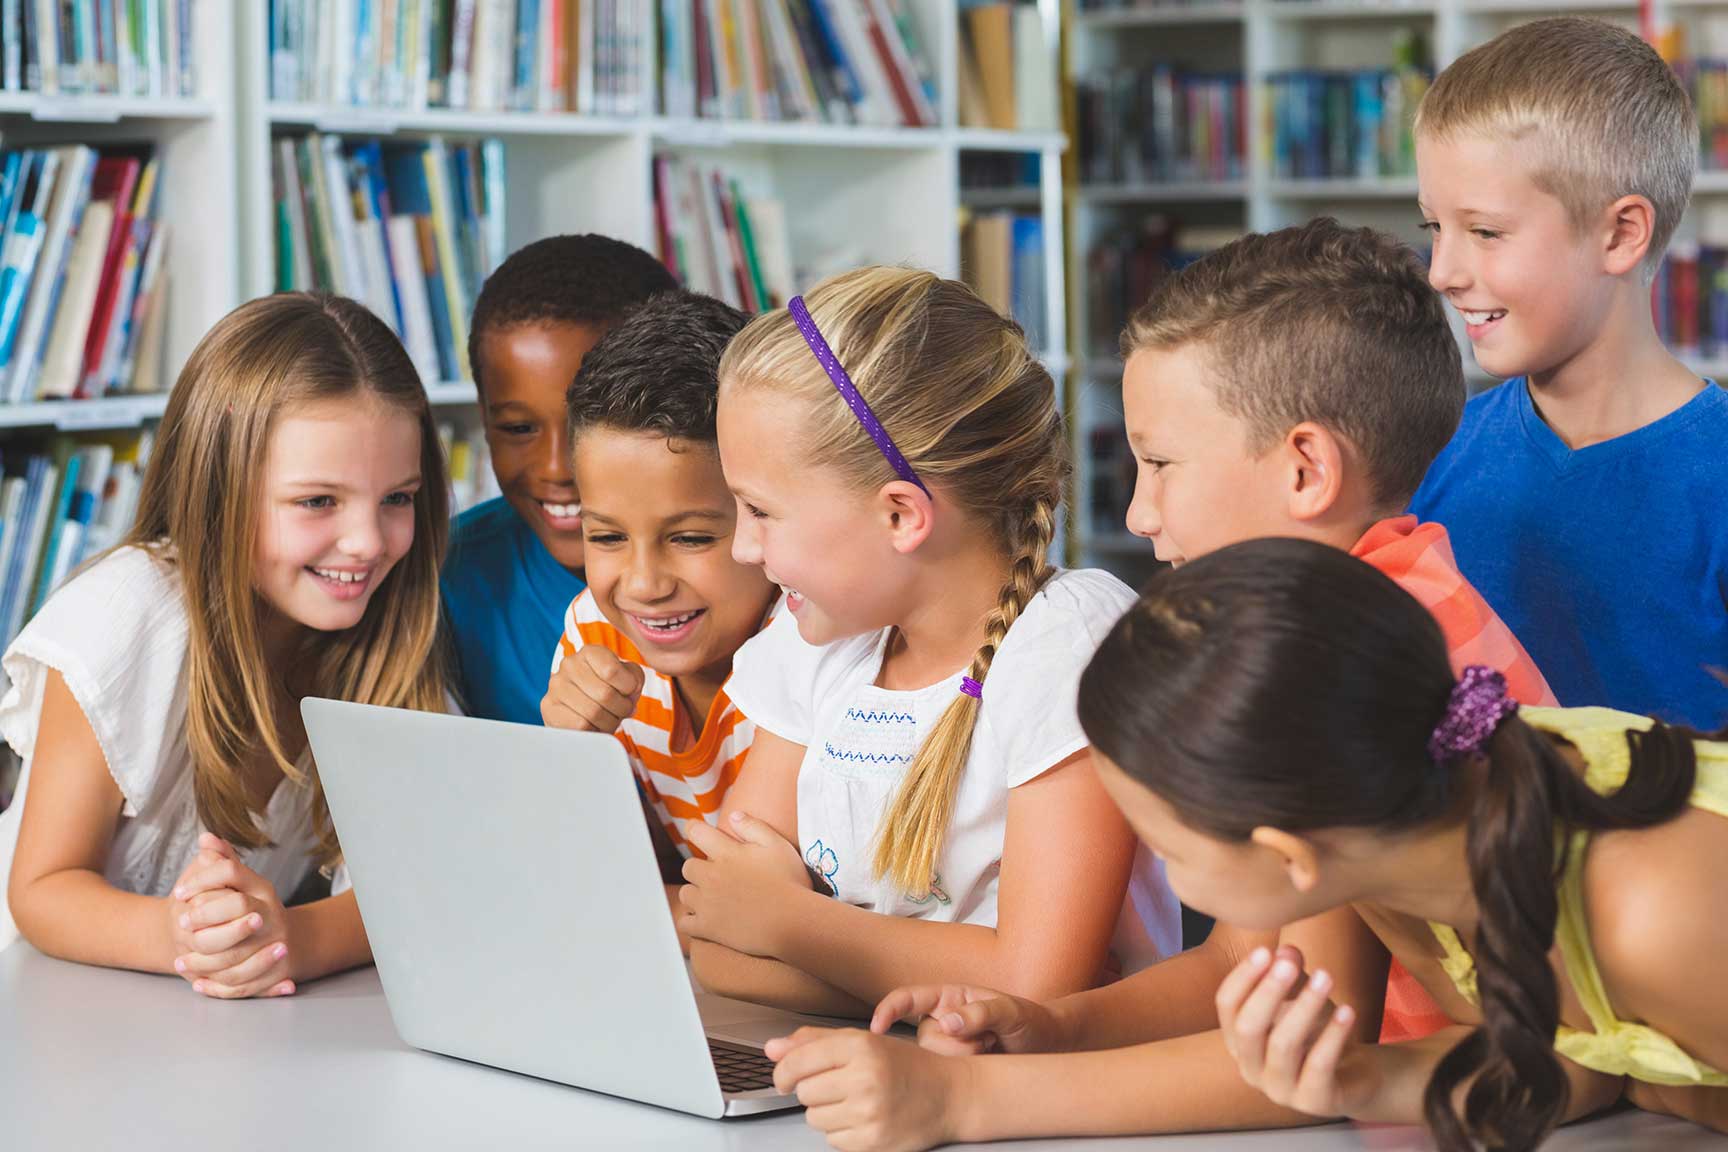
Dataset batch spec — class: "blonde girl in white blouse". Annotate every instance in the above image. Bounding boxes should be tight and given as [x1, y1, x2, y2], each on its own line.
[0, 293, 449, 999]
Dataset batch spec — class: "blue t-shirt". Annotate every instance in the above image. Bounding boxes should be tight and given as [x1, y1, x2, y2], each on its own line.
[440, 497, 585, 725]
[1411, 379, 1728, 729]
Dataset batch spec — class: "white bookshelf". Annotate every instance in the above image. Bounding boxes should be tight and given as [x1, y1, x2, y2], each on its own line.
[1069, 0, 1728, 577]
[231, 0, 1070, 413]
[0, 0, 239, 431]
[0, 0, 1068, 433]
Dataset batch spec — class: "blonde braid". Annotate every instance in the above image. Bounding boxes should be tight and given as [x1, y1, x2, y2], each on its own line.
[872, 494, 1059, 895]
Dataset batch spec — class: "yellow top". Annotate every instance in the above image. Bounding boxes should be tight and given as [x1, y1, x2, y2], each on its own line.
[1427, 706, 1728, 1087]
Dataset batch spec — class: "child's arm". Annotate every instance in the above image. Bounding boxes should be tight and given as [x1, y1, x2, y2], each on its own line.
[8, 669, 180, 972]
[689, 939, 873, 1018]
[684, 749, 1135, 1005]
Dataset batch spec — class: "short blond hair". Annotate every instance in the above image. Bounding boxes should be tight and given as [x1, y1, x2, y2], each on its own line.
[1416, 17, 1694, 278]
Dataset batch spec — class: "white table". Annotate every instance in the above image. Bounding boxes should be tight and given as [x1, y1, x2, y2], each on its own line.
[2, 944, 1723, 1151]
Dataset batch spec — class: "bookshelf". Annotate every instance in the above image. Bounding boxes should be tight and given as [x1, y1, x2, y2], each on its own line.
[1068, 0, 1728, 581]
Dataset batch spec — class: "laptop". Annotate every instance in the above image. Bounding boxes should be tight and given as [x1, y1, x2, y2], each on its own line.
[302, 698, 816, 1118]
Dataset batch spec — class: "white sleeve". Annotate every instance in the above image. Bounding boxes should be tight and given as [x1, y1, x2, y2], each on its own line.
[724, 606, 827, 746]
[980, 569, 1138, 788]
[0, 547, 189, 816]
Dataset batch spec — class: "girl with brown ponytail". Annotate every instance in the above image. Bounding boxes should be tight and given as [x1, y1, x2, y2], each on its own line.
[1090, 538, 1726, 1149]
[676, 267, 1177, 1019]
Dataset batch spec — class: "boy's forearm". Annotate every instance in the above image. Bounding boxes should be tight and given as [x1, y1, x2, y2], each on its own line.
[286, 890, 371, 983]
[11, 869, 177, 973]
[688, 938, 872, 1018]
[953, 1030, 1327, 1140]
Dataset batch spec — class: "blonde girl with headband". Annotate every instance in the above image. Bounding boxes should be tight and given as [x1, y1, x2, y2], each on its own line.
[676, 267, 1181, 1016]
[0, 293, 448, 999]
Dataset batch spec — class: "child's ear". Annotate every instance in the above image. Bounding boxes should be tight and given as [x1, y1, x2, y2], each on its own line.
[878, 480, 936, 555]
[1282, 422, 1345, 524]
[1601, 194, 1656, 278]
[1250, 826, 1324, 893]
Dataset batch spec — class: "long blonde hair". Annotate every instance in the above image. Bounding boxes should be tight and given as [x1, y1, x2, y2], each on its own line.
[122, 293, 450, 866]
[719, 267, 1065, 895]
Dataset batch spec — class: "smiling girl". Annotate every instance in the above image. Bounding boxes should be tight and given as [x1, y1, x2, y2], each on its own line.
[0, 293, 449, 999]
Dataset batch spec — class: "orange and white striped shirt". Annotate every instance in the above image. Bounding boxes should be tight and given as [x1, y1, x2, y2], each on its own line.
[550, 591, 767, 856]
[1353, 515, 1558, 1043]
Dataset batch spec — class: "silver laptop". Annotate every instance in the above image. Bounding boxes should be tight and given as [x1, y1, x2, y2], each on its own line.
[303, 697, 813, 1118]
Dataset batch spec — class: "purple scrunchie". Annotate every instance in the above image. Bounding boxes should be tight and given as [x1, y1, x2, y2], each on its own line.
[1428, 665, 1519, 763]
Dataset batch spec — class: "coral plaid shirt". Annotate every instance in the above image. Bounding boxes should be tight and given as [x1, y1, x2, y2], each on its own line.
[1353, 516, 1558, 1042]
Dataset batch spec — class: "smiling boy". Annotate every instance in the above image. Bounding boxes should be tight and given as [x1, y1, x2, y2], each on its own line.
[1409, 18, 1728, 728]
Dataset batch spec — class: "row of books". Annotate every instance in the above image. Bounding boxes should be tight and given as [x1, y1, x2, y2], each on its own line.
[659, 0, 935, 127]
[1263, 32, 1428, 182]
[272, 134, 506, 385]
[1653, 245, 1728, 361]
[1263, 66, 1430, 182]
[0, 145, 171, 406]
[1079, 69, 1245, 187]
[1686, 60, 1728, 173]
[958, 1, 1054, 134]
[269, 0, 644, 115]
[653, 153, 794, 313]
[961, 209, 1047, 356]
[0, 430, 151, 652]
[441, 421, 502, 514]
[1085, 218, 1243, 356]
[2, 0, 194, 96]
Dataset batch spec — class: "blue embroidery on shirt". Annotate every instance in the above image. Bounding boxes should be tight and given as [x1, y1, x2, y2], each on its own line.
[843, 707, 916, 725]
[822, 743, 914, 765]
[805, 840, 840, 887]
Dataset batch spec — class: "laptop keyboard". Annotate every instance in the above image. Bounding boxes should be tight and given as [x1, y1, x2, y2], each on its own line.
[709, 1039, 779, 1094]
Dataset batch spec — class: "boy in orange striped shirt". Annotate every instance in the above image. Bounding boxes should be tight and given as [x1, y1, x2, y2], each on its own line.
[541, 291, 778, 872]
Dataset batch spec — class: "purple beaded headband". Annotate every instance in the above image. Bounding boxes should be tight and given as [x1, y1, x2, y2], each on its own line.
[1428, 665, 1518, 763]
[788, 295, 930, 498]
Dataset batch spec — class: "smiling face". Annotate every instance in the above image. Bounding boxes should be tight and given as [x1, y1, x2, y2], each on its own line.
[575, 426, 777, 682]
[477, 322, 605, 573]
[252, 396, 422, 638]
[716, 387, 910, 646]
[1120, 344, 1300, 567]
[1417, 131, 1616, 380]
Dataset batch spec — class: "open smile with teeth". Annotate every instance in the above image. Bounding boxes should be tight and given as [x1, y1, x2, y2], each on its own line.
[637, 609, 705, 633]
[1460, 308, 1506, 326]
[310, 567, 369, 584]
[540, 501, 581, 520]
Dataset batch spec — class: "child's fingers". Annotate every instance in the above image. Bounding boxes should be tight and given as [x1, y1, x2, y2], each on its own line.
[725, 810, 791, 851]
[172, 858, 245, 901]
[1262, 968, 1337, 1098]
[681, 821, 731, 862]
[189, 912, 264, 954]
[791, 1067, 854, 1109]
[573, 658, 641, 722]
[1224, 955, 1303, 1085]
[871, 986, 948, 1032]
[770, 1029, 857, 1094]
[179, 891, 249, 932]
[198, 832, 239, 860]
[764, 1025, 831, 1062]
[1213, 946, 1274, 1045]
[1294, 1004, 1357, 1115]
[207, 940, 290, 988]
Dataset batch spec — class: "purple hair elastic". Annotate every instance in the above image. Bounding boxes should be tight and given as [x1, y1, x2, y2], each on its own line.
[788, 295, 930, 497]
[1428, 665, 1518, 763]
[960, 676, 983, 700]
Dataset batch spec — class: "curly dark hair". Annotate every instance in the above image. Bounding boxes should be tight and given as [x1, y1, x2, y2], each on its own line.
[468, 233, 677, 392]
[566, 289, 746, 446]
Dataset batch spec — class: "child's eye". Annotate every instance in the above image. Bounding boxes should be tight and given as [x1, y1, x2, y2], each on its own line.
[296, 495, 335, 510]
[1472, 228, 1502, 241]
[383, 492, 415, 507]
[495, 422, 535, 436]
[586, 532, 626, 545]
[672, 534, 718, 548]
[1418, 220, 1439, 234]
[744, 503, 768, 520]
[1140, 458, 1168, 474]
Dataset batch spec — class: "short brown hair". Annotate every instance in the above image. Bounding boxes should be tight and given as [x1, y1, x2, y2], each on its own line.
[1121, 218, 1463, 508]
[1416, 17, 1694, 279]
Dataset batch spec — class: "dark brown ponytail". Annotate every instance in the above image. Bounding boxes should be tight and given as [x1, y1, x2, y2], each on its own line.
[1426, 718, 1698, 1151]
[1077, 538, 1705, 1152]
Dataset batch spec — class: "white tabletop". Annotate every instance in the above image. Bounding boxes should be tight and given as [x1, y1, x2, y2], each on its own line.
[2, 944, 1724, 1151]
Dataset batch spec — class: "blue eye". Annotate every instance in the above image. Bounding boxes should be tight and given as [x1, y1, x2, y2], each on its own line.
[297, 496, 335, 510]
